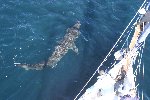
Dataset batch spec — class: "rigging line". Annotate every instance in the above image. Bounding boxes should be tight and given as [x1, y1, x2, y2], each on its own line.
[123, 16, 141, 49]
[133, 47, 143, 75]
[138, 47, 143, 73]
[121, 25, 134, 49]
[109, 60, 116, 69]
[74, 1, 147, 100]
[145, 1, 150, 10]
[142, 41, 145, 77]
[111, 23, 139, 70]
[141, 44, 145, 100]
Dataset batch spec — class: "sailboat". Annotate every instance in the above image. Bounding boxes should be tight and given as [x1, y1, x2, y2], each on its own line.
[74, 1, 150, 100]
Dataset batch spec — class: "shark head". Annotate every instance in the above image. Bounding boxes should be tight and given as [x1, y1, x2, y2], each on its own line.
[73, 21, 81, 30]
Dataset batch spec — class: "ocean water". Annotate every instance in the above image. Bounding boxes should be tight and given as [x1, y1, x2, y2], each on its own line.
[0, 0, 150, 100]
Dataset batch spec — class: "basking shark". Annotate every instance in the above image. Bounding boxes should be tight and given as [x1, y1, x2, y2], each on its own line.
[14, 21, 81, 70]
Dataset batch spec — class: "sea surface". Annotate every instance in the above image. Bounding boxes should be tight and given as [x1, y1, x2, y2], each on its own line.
[0, 0, 150, 100]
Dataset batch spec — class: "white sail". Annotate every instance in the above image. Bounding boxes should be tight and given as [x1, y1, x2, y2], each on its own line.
[75, 1, 150, 100]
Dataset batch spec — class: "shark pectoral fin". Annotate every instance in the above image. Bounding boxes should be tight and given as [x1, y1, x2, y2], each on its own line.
[71, 43, 79, 54]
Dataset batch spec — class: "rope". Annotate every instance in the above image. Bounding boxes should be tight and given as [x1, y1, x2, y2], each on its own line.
[74, 0, 147, 100]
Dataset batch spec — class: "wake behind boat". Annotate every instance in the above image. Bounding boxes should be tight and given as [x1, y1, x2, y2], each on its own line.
[75, 1, 150, 100]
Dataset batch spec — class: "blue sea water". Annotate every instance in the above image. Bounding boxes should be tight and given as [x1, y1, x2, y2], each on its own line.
[0, 0, 150, 100]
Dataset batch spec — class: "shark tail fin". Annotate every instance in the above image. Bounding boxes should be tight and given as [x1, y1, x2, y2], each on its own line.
[14, 62, 45, 70]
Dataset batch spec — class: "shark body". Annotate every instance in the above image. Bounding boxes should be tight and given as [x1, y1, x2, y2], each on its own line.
[47, 21, 81, 68]
[15, 21, 81, 70]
